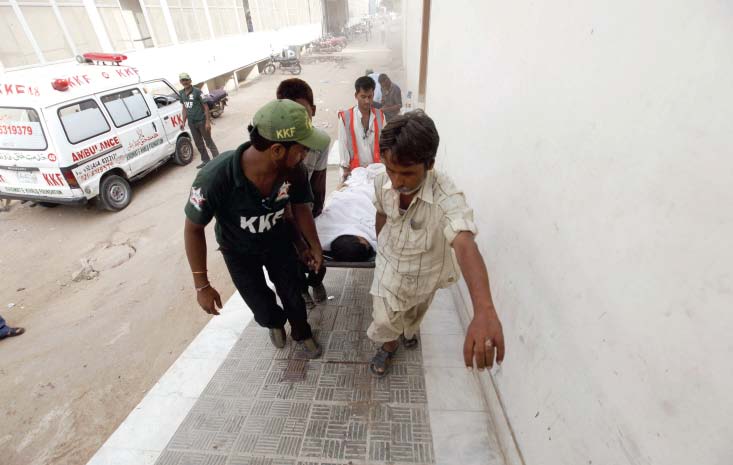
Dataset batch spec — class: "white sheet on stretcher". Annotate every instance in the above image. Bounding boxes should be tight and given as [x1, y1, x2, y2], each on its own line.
[316, 164, 385, 252]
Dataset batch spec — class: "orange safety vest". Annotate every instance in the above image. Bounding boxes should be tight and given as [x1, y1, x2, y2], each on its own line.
[338, 107, 383, 169]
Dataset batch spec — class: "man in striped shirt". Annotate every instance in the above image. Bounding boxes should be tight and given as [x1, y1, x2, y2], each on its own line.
[368, 110, 506, 377]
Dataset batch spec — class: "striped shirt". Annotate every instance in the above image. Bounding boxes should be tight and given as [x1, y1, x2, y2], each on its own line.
[370, 169, 478, 311]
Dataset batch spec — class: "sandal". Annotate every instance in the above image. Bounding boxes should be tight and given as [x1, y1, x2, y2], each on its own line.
[0, 327, 25, 340]
[370, 346, 397, 377]
[400, 334, 419, 349]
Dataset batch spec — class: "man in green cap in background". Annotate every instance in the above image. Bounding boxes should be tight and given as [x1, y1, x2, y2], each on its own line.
[183, 99, 330, 358]
[179, 72, 219, 168]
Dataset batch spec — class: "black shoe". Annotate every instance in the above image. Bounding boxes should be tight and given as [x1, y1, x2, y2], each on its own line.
[312, 283, 327, 303]
[269, 328, 286, 349]
[196, 162, 208, 169]
[400, 334, 419, 349]
[302, 292, 316, 310]
[301, 337, 323, 359]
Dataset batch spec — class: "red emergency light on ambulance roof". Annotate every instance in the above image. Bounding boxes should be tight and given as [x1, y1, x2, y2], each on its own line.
[82, 52, 127, 63]
[52, 78, 70, 91]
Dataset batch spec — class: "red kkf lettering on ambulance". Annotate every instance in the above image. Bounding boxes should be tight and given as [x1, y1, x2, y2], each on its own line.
[0, 83, 41, 97]
[43, 173, 64, 187]
[170, 114, 184, 128]
[72, 136, 121, 163]
[62, 75, 92, 88]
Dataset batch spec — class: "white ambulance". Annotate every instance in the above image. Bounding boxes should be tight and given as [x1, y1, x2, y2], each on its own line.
[0, 53, 194, 211]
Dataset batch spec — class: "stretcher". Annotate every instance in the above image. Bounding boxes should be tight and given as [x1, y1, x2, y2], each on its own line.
[323, 254, 375, 269]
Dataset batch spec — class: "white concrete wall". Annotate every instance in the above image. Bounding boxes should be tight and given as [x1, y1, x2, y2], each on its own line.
[404, 1, 733, 464]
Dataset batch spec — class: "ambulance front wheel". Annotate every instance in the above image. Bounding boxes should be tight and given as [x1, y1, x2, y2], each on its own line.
[98, 174, 132, 211]
[174, 137, 194, 165]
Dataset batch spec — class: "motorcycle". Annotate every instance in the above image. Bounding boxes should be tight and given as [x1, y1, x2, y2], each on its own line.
[263, 54, 302, 75]
[310, 36, 345, 53]
[204, 89, 228, 118]
[330, 34, 348, 47]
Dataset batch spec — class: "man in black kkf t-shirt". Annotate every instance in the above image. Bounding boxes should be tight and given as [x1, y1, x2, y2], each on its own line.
[183, 99, 330, 358]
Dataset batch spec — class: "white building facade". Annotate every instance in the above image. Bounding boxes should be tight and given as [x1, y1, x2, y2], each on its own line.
[0, 0, 323, 72]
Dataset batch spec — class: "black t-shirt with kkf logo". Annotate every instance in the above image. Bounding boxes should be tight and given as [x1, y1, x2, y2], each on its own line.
[184, 142, 312, 254]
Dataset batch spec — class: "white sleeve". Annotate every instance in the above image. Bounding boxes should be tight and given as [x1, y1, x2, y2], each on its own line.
[315, 146, 329, 171]
[338, 117, 350, 168]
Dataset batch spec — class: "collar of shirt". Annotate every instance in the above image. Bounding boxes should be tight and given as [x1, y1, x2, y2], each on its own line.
[232, 143, 300, 210]
[353, 106, 377, 133]
[380, 169, 435, 208]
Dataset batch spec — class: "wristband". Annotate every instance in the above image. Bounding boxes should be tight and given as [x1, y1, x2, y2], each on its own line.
[192, 270, 207, 275]
[196, 283, 211, 292]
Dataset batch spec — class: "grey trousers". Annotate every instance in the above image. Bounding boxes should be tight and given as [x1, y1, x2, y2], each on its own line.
[188, 121, 219, 162]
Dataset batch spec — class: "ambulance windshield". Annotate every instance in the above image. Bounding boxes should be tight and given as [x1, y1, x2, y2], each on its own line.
[0, 107, 47, 151]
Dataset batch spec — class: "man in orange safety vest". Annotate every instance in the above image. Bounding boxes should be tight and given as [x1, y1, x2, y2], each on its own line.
[337, 76, 386, 182]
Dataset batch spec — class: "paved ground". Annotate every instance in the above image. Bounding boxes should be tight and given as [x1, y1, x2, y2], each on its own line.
[0, 31, 404, 465]
[85, 271, 504, 465]
[154, 268, 435, 465]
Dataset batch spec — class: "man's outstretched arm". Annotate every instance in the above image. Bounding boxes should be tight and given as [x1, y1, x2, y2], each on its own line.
[452, 231, 505, 371]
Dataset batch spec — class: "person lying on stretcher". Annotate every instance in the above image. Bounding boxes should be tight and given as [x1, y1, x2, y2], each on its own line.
[316, 163, 384, 262]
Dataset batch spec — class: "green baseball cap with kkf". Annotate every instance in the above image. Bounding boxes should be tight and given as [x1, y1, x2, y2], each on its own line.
[253, 99, 330, 152]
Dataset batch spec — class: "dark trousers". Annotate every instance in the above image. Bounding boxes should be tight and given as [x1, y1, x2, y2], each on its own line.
[222, 247, 312, 341]
[188, 121, 219, 162]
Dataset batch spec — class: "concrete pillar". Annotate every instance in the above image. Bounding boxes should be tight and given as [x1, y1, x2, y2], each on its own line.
[158, 0, 179, 44]
[82, 0, 114, 52]
[200, 0, 215, 40]
[9, 0, 46, 61]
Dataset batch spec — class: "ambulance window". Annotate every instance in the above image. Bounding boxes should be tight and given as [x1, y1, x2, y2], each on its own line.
[101, 88, 151, 128]
[58, 99, 111, 144]
[0, 107, 47, 151]
[146, 80, 179, 108]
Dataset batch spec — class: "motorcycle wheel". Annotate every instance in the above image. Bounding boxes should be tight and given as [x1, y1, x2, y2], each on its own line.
[336, 44, 344, 52]
[264, 63, 276, 75]
[290, 63, 302, 75]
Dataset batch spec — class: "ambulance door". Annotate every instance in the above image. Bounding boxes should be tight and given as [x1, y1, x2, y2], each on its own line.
[98, 87, 166, 174]
[52, 98, 129, 199]
[143, 79, 184, 144]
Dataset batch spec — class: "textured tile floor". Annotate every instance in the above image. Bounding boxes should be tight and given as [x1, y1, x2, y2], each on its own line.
[154, 268, 435, 465]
